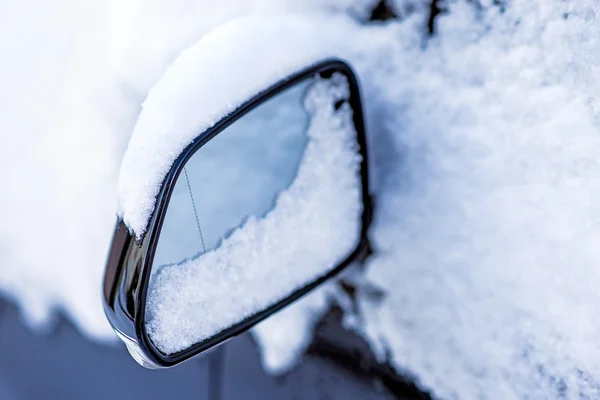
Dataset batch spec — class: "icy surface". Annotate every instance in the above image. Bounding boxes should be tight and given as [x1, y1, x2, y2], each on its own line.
[145, 75, 362, 355]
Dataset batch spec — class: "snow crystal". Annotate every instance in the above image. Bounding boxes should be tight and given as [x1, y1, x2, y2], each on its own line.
[145, 74, 362, 355]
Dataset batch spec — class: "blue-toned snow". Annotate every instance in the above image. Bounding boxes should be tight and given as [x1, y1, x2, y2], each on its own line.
[1, 1, 600, 399]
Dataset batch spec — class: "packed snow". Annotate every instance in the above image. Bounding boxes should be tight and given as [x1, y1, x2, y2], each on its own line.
[3, 0, 600, 399]
[145, 74, 362, 354]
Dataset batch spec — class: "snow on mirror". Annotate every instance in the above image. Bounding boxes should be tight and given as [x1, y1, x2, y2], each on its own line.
[144, 73, 363, 356]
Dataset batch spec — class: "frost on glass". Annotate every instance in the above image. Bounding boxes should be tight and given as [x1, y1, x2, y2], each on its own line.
[145, 74, 362, 355]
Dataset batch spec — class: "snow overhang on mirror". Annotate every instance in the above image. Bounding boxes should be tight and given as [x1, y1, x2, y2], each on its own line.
[116, 15, 360, 240]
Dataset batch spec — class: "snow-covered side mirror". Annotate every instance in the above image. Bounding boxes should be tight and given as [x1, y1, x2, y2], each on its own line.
[103, 59, 371, 369]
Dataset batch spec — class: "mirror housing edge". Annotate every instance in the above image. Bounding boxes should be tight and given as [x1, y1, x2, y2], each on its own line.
[103, 58, 373, 368]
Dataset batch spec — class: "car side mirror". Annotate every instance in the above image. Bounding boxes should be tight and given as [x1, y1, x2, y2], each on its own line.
[102, 21, 371, 369]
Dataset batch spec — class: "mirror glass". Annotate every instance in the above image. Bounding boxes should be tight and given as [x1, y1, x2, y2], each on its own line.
[145, 73, 363, 355]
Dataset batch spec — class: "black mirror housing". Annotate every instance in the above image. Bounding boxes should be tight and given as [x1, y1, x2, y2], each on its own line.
[102, 59, 372, 368]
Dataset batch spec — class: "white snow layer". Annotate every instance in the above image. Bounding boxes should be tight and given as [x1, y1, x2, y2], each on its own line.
[0, 0, 374, 339]
[3, 0, 600, 399]
[117, 15, 363, 239]
[357, 3, 600, 399]
[145, 74, 362, 354]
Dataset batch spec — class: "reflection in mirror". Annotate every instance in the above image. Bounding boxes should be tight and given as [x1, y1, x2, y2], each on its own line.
[145, 73, 363, 355]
